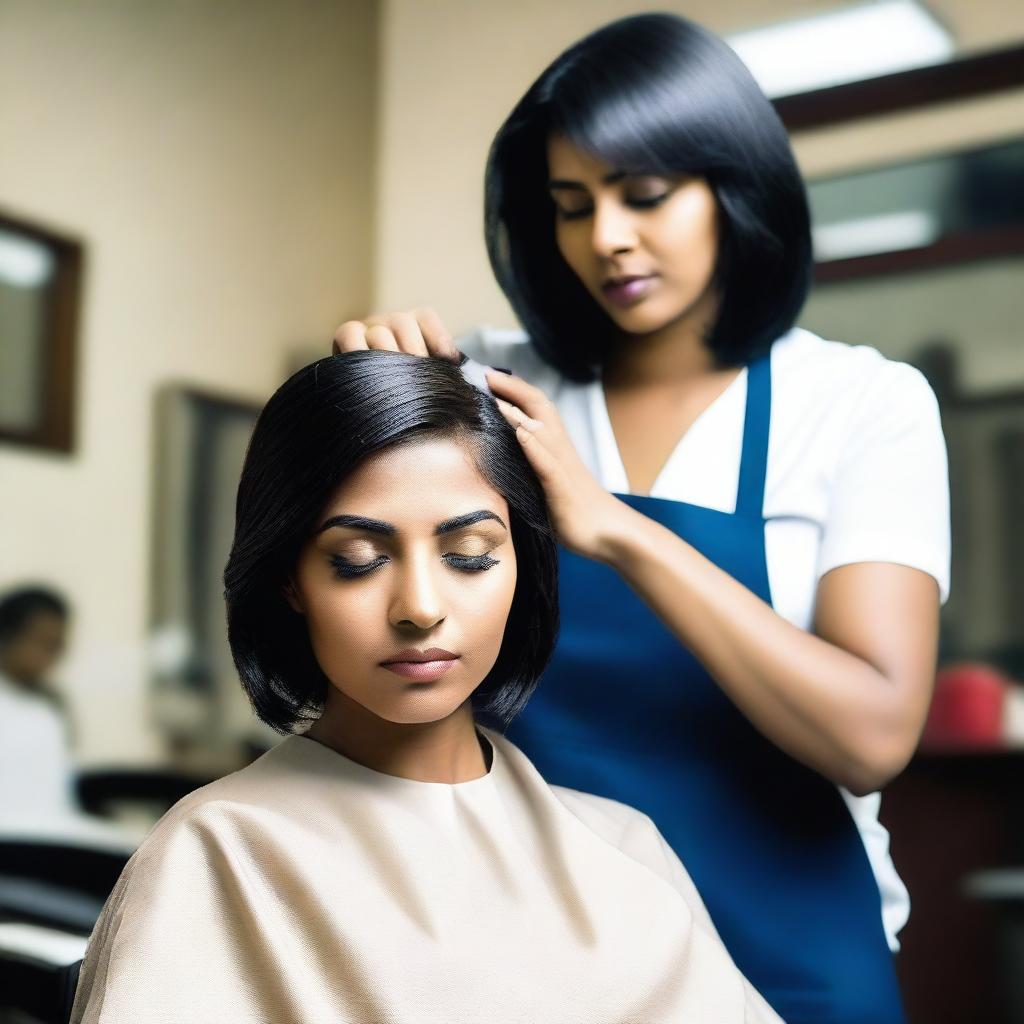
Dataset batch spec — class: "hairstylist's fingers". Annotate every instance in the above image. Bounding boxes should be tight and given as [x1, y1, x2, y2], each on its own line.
[364, 323, 401, 352]
[332, 320, 371, 354]
[332, 308, 458, 360]
[512, 419, 561, 490]
[413, 307, 459, 360]
[485, 370, 559, 432]
[386, 312, 430, 357]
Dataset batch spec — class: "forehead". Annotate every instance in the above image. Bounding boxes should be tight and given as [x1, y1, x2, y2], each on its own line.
[319, 436, 507, 528]
[546, 133, 614, 178]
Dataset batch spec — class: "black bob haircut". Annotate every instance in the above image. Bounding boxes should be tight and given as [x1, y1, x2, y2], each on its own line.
[224, 350, 559, 734]
[0, 586, 69, 646]
[484, 11, 812, 382]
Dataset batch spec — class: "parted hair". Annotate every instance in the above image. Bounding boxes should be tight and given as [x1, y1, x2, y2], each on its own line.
[485, 11, 812, 382]
[223, 350, 559, 733]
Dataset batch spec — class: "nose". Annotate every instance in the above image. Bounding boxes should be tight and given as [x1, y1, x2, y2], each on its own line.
[388, 552, 446, 631]
[590, 196, 636, 259]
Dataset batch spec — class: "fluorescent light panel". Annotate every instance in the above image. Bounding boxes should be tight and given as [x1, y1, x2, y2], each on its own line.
[727, 0, 955, 98]
[812, 209, 940, 261]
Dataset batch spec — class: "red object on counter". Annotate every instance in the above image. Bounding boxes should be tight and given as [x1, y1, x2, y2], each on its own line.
[921, 662, 1009, 750]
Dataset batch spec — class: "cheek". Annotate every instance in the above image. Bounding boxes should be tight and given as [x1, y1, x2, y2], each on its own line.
[466, 565, 518, 644]
[301, 585, 379, 666]
[653, 195, 718, 275]
[555, 223, 588, 278]
[441, 559, 517, 653]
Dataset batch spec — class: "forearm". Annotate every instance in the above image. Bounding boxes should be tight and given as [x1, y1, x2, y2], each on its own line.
[596, 502, 919, 794]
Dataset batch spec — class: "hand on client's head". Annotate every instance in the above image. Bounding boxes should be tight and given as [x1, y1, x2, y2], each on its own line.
[332, 307, 461, 362]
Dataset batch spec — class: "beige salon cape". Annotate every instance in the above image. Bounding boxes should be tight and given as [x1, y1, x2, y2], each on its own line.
[71, 726, 782, 1024]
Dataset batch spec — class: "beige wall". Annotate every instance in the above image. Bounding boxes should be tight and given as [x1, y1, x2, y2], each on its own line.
[374, 0, 1024, 335]
[0, 0, 377, 764]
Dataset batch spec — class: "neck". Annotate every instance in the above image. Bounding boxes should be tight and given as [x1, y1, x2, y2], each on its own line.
[303, 693, 489, 784]
[604, 286, 722, 390]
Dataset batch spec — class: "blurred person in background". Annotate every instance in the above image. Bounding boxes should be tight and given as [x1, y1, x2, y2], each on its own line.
[333, 12, 950, 1024]
[0, 584, 79, 826]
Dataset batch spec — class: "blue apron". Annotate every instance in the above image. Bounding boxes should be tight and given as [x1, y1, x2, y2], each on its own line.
[505, 353, 905, 1024]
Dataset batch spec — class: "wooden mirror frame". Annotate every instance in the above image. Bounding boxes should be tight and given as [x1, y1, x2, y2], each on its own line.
[0, 211, 83, 454]
[772, 42, 1024, 284]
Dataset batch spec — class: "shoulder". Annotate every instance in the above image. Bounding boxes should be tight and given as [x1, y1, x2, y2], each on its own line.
[127, 751, 291, 865]
[549, 785, 717, 932]
[0, 682, 67, 737]
[768, 327, 942, 458]
[549, 784, 662, 853]
[455, 324, 565, 393]
[772, 326, 938, 411]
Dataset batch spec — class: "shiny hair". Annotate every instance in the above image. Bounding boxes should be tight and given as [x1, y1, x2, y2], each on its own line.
[224, 350, 559, 733]
[485, 11, 812, 382]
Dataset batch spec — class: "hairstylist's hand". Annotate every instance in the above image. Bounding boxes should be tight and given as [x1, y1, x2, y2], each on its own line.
[332, 308, 462, 361]
[485, 369, 631, 563]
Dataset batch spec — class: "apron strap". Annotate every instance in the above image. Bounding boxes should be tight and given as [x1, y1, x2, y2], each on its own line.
[735, 350, 772, 519]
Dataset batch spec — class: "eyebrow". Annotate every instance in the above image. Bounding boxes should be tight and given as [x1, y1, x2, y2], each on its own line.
[316, 509, 507, 537]
[547, 170, 629, 191]
[435, 510, 507, 535]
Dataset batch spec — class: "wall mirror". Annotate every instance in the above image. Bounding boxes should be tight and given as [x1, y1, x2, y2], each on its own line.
[0, 212, 82, 453]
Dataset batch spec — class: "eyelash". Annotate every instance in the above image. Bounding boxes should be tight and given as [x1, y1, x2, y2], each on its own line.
[329, 553, 500, 579]
[555, 193, 670, 221]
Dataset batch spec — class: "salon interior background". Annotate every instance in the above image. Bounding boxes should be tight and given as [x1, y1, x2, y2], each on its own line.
[0, 0, 1019, 768]
[3, 0, 1023, 765]
[3, 2, 1024, 1022]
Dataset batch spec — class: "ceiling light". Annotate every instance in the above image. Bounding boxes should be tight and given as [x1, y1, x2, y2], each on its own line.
[727, 0, 955, 98]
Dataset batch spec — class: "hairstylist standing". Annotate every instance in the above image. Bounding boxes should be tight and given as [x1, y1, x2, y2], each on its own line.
[332, 14, 949, 1023]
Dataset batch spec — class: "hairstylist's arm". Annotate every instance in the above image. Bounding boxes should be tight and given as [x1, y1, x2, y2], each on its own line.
[487, 368, 940, 801]
[333, 308, 461, 361]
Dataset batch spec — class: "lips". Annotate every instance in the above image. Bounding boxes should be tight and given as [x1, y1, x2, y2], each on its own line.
[380, 647, 458, 665]
[380, 647, 460, 683]
[601, 274, 657, 308]
[602, 274, 652, 289]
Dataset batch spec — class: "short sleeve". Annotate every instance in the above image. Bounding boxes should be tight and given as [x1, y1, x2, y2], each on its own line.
[817, 361, 951, 603]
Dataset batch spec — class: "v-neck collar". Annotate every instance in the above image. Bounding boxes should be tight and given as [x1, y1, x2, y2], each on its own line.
[589, 366, 748, 498]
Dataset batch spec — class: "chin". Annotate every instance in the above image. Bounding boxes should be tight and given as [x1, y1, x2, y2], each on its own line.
[606, 309, 673, 336]
[592, 291, 671, 332]
[610, 296, 705, 338]
[367, 690, 475, 727]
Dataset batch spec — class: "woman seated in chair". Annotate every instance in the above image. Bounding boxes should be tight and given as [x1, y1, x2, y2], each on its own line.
[70, 350, 782, 1023]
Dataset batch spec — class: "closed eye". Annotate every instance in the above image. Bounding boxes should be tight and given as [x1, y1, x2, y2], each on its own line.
[554, 193, 671, 221]
[330, 553, 388, 578]
[444, 554, 499, 572]
[329, 553, 500, 579]
[628, 193, 670, 208]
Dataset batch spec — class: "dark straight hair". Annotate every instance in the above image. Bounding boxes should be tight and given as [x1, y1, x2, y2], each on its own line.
[224, 350, 559, 734]
[485, 11, 812, 382]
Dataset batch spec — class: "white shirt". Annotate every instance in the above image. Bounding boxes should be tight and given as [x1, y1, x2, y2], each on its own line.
[0, 671, 143, 847]
[0, 670, 79, 826]
[459, 323, 952, 952]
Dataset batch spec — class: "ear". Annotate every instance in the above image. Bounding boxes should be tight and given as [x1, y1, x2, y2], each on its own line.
[282, 578, 305, 614]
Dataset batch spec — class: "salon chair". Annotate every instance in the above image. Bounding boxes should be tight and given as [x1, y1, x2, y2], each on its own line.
[0, 839, 128, 1024]
[0, 928, 83, 1024]
[75, 767, 212, 821]
[0, 840, 128, 934]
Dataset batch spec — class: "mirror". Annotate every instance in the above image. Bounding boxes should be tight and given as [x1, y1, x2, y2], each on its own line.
[0, 212, 82, 453]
